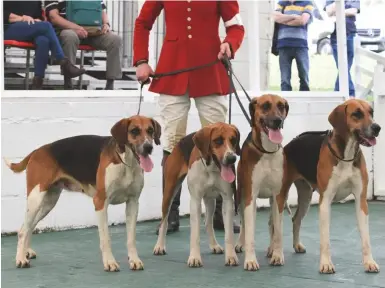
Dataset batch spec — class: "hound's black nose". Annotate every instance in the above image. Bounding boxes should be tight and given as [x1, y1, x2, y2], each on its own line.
[371, 123, 381, 137]
[142, 143, 153, 154]
[224, 154, 237, 165]
[272, 118, 283, 129]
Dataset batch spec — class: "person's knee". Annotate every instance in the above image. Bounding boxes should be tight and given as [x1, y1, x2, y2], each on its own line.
[35, 36, 50, 48]
[60, 29, 80, 46]
[34, 21, 53, 34]
[107, 33, 122, 49]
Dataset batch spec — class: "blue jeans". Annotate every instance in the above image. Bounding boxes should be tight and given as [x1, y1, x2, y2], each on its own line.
[331, 35, 355, 97]
[278, 47, 310, 91]
[4, 21, 65, 77]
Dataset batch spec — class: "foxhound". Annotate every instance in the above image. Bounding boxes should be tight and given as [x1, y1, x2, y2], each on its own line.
[153, 122, 241, 267]
[280, 99, 380, 274]
[5, 115, 161, 272]
[235, 94, 289, 271]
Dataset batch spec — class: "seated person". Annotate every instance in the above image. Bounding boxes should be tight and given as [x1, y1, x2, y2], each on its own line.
[3, 0, 85, 89]
[45, 1, 122, 90]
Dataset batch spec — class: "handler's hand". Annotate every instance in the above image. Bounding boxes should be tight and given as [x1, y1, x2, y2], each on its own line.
[218, 42, 232, 60]
[136, 63, 154, 84]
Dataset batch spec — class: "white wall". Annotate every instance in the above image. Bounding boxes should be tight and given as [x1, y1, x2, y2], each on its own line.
[1, 95, 374, 233]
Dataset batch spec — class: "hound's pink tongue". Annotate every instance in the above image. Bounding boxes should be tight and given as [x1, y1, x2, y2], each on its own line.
[364, 137, 377, 146]
[139, 155, 154, 172]
[221, 165, 235, 183]
[268, 128, 283, 144]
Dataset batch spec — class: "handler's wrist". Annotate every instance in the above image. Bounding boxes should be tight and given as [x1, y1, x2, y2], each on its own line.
[135, 60, 148, 67]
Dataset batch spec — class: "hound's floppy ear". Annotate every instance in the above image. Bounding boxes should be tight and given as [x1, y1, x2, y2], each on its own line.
[232, 125, 241, 155]
[111, 118, 130, 146]
[328, 104, 348, 132]
[151, 118, 162, 145]
[249, 97, 258, 127]
[193, 126, 212, 164]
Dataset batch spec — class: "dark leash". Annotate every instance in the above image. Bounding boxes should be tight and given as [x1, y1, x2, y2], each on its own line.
[137, 55, 252, 125]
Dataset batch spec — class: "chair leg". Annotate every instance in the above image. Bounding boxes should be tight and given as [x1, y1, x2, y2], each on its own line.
[91, 51, 95, 66]
[25, 49, 31, 90]
[78, 50, 84, 90]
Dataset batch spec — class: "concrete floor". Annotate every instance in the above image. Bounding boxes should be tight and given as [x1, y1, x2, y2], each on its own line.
[1, 202, 384, 288]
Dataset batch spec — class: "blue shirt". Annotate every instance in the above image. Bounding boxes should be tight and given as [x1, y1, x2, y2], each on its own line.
[275, 1, 314, 49]
[324, 0, 360, 39]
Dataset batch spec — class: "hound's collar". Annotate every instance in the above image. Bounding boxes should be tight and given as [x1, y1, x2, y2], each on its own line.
[326, 130, 360, 162]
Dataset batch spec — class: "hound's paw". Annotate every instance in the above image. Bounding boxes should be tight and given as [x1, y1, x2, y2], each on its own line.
[364, 259, 380, 273]
[153, 244, 167, 255]
[244, 256, 259, 271]
[210, 244, 224, 254]
[26, 248, 37, 259]
[16, 257, 30, 268]
[269, 250, 284, 266]
[235, 244, 243, 253]
[103, 258, 120, 272]
[293, 243, 307, 254]
[225, 254, 239, 266]
[319, 259, 335, 274]
[187, 255, 203, 268]
[129, 257, 144, 271]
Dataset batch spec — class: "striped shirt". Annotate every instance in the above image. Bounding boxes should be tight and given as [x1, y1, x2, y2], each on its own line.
[45, 0, 106, 19]
[275, 1, 314, 49]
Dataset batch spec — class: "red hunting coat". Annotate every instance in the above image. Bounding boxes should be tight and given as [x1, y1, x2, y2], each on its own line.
[133, 0, 245, 98]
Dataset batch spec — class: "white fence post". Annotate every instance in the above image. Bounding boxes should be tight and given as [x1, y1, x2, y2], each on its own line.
[373, 63, 385, 197]
[335, 0, 349, 98]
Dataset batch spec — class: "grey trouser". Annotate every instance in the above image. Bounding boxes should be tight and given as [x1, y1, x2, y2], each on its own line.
[59, 29, 122, 80]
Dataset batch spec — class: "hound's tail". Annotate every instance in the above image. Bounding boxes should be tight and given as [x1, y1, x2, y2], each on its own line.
[285, 201, 292, 217]
[3, 152, 33, 173]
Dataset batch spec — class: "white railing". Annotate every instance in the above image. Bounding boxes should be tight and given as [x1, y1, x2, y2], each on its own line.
[354, 37, 385, 198]
[354, 36, 385, 100]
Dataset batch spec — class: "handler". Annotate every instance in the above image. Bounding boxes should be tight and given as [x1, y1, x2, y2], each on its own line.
[133, 0, 245, 234]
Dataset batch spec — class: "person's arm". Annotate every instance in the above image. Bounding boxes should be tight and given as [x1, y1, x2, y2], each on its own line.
[101, 0, 109, 24]
[101, 1, 110, 33]
[325, 2, 336, 17]
[45, 1, 82, 30]
[273, 2, 296, 24]
[133, 0, 164, 66]
[219, 0, 245, 58]
[7, 13, 23, 23]
[273, 11, 297, 24]
[345, 0, 360, 16]
[286, 2, 313, 26]
[3, 2, 37, 24]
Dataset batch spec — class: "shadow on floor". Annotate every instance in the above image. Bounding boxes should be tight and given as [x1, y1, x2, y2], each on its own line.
[2, 202, 384, 288]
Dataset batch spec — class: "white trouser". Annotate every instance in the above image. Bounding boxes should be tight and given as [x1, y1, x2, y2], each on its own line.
[158, 93, 228, 153]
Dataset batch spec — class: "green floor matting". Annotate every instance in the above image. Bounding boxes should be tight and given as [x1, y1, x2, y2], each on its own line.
[2, 202, 384, 288]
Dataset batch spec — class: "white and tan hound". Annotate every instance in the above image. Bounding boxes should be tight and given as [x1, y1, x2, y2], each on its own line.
[235, 94, 290, 271]
[153, 122, 241, 268]
[280, 99, 380, 273]
[4, 115, 161, 272]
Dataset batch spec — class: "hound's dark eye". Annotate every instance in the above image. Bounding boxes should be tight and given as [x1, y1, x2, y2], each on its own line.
[230, 137, 237, 146]
[131, 128, 140, 136]
[352, 109, 364, 119]
[369, 108, 374, 118]
[277, 102, 285, 112]
[214, 137, 224, 145]
[147, 127, 154, 135]
[261, 102, 271, 112]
